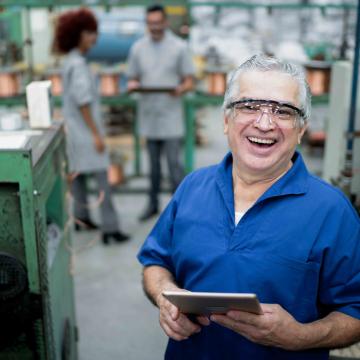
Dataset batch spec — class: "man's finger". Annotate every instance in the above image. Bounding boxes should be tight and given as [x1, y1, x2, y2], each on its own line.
[226, 310, 263, 326]
[196, 315, 210, 326]
[160, 311, 190, 338]
[163, 313, 200, 338]
[211, 314, 241, 334]
[260, 303, 277, 313]
[161, 322, 188, 341]
[176, 313, 201, 334]
[168, 304, 180, 321]
[211, 314, 257, 336]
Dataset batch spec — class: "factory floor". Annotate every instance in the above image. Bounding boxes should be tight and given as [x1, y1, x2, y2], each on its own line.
[72, 106, 359, 360]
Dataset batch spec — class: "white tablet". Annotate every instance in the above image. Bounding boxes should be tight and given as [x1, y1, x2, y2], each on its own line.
[162, 291, 263, 315]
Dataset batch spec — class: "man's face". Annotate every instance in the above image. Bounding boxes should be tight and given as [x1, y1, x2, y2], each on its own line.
[224, 70, 308, 178]
[146, 11, 167, 41]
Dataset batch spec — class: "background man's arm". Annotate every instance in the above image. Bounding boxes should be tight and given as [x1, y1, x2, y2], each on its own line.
[127, 78, 141, 92]
[174, 75, 194, 96]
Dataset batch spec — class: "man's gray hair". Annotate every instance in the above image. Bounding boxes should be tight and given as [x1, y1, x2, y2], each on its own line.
[223, 54, 311, 127]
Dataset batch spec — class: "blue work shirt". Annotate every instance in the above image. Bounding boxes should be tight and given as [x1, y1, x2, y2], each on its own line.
[137, 152, 360, 360]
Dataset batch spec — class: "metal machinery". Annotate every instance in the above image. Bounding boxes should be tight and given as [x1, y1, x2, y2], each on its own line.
[0, 0, 358, 185]
[0, 124, 78, 359]
[323, 61, 360, 212]
[323, 0, 360, 213]
[0, 9, 23, 67]
[0, 9, 25, 98]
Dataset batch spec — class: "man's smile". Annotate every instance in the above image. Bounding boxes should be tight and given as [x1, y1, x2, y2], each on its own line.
[247, 136, 277, 147]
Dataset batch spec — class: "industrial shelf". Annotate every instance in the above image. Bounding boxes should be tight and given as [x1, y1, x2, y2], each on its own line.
[0, 1, 357, 9]
[0, 0, 187, 7]
[0, 92, 329, 174]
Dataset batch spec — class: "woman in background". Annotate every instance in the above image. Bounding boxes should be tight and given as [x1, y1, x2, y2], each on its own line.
[53, 8, 129, 244]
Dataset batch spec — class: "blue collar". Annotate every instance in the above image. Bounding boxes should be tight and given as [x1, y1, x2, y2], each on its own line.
[215, 151, 309, 218]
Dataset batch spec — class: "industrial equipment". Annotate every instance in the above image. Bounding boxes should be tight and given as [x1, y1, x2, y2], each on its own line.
[323, 0, 360, 213]
[323, 61, 360, 212]
[87, 9, 145, 63]
[0, 10, 25, 98]
[0, 10, 23, 67]
[0, 124, 78, 359]
[0, 68, 22, 97]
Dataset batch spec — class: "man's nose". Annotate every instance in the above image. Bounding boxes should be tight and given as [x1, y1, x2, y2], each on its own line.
[254, 110, 275, 130]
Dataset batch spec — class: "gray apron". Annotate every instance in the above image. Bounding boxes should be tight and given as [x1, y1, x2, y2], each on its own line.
[62, 49, 109, 173]
[127, 31, 195, 139]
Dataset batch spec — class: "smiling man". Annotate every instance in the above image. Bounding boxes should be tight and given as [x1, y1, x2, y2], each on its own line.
[127, 4, 194, 221]
[137, 55, 360, 359]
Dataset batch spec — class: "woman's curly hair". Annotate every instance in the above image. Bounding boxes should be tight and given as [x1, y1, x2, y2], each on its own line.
[53, 8, 98, 54]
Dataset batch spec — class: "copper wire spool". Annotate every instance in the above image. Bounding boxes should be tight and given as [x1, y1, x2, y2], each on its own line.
[305, 62, 331, 96]
[108, 164, 124, 186]
[0, 72, 20, 97]
[100, 73, 120, 96]
[208, 72, 227, 95]
[47, 73, 63, 96]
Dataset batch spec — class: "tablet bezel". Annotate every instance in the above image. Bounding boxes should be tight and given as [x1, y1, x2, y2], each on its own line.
[162, 291, 263, 315]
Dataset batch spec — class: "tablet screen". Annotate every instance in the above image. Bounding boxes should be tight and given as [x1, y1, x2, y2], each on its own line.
[162, 291, 263, 315]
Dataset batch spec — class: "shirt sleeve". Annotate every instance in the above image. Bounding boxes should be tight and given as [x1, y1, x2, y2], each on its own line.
[137, 173, 192, 273]
[178, 44, 195, 77]
[137, 198, 177, 273]
[127, 45, 140, 79]
[318, 205, 360, 319]
[69, 62, 94, 106]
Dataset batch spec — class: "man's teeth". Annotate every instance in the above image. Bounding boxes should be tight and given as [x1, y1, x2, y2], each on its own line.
[248, 136, 275, 145]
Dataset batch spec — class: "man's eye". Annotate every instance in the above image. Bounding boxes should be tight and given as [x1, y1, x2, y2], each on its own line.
[240, 105, 258, 112]
[275, 108, 293, 116]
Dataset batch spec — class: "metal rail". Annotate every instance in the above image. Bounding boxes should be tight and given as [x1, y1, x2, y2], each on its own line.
[347, 0, 360, 152]
[0, 0, 357, 9]
[339, 0, 360, 199]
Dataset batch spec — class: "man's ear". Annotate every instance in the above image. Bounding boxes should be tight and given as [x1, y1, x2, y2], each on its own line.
[224, 114, 229, 135]
[298, 122, 308, 141]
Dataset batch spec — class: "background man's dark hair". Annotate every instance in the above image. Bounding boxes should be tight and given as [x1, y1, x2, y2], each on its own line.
[146, 4, 167, 17]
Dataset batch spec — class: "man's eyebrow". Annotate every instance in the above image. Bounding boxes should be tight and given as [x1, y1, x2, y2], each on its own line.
[229, 98, 304, 114]
[237, 97, 297, 106]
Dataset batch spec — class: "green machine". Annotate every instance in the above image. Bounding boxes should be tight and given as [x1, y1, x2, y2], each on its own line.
[0, 124, 78, 359]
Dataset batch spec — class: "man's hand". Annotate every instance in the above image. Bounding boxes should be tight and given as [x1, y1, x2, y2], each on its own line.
[127, 79, 140, 92]
[171, 76, 194, 97]
[211, 304, 304, 350]
[157, 291, 210, 341]
[93, 134, 105, 153]
[142, 266, 210, 341]
[171, 85, 184, 97]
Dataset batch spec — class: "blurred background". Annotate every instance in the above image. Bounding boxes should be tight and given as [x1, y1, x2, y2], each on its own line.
[0, 0, 359, 193]
[0, 0, 359, 359]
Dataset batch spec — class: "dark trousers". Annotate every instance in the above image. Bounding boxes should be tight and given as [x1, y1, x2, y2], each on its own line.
[72, 171, 119, 233]
[147, 138, 185, 208]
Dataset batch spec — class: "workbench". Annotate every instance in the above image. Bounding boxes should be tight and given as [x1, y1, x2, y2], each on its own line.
[0, 124, 78, 359]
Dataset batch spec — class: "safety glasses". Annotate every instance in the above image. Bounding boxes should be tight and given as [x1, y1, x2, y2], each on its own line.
[226, 99, 305, 129]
